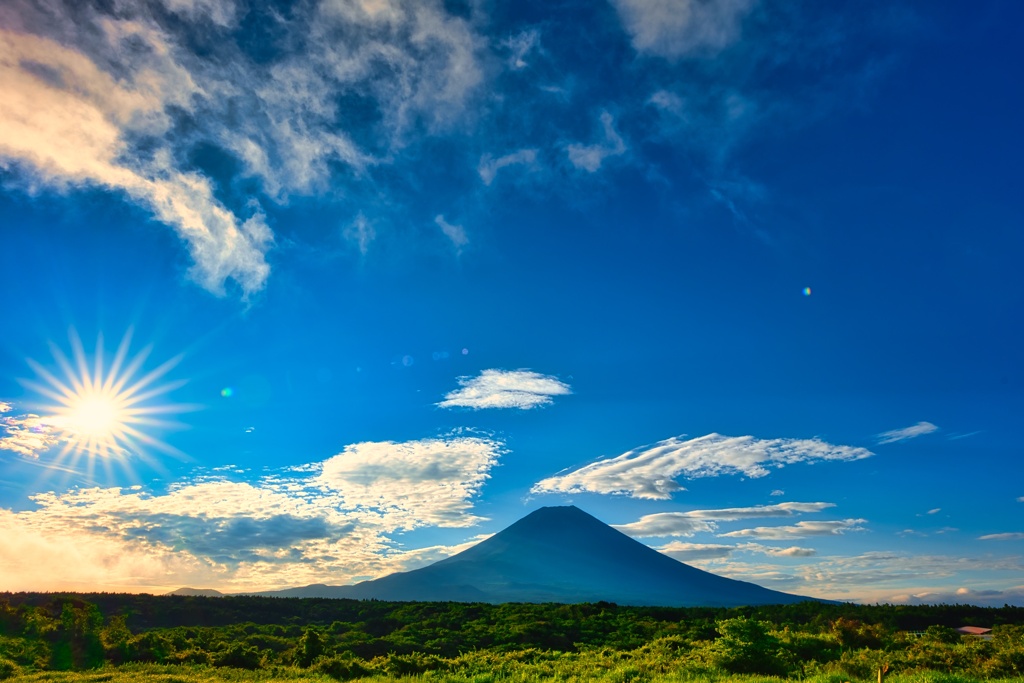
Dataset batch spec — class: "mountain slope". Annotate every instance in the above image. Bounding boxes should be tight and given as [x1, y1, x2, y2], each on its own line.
[256, 506, 819, 606]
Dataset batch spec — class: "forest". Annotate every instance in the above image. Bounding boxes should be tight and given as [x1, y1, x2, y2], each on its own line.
[1, 592, 1023, 682]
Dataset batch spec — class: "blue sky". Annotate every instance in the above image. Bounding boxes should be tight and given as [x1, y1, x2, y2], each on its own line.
[1, 0, 1022, 604]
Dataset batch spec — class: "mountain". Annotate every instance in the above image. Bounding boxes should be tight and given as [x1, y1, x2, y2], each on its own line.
[166, 587, 225, 597]
[254, 506, 820, 606]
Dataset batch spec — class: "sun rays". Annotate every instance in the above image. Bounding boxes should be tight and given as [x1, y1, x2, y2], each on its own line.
[22, 328, 191, 481]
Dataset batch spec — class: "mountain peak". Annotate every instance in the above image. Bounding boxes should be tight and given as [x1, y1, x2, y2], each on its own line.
[255, 505, 821, 606]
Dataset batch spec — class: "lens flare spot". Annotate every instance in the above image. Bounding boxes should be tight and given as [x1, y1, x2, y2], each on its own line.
[220, 387, 234, 397]
[803, 287, 812, 296]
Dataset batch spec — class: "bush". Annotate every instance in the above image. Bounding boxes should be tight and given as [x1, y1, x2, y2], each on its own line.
[168, 647, 213, 665]
[212, 642, 264, 669]
[375, 651, 445, 676]
[0, 657, 19, 681]
[313, 653, 373, 680]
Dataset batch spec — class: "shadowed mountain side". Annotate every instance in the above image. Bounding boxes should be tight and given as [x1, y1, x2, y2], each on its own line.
[249, 506, 821, 606]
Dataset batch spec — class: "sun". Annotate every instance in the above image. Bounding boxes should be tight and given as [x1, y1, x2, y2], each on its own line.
[23, 328, 190, 474]
[56, 387, 127, 444]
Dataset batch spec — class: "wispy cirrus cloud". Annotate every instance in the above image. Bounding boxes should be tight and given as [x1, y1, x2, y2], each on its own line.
[877, 421, 938, 444]
[502, 29, 540, 70]
[438, 369, 571, 410]
[979, 533, 1024, 541]
[478, 149, 537, 185]
[720, 519, 867, 540]
[532, 433, 872, 499]
[614, 502, 835, 537]
[0, 24, 272, 297]
[0, 0, 490, 297]
[344, 214, 377, 256]
[435, 215, 469, 254]
[658, 541, 816, 561]
[610, 0, 756, 59]
[566, 111, 627, 172]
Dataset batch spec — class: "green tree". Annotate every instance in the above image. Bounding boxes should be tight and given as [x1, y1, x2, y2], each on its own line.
[101, 614, 133, 664]
[296, 627, 327, 667]
[707, 616, 791, 676]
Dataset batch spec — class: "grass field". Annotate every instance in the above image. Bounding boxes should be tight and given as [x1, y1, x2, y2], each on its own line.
[5, 663, 1023, 683]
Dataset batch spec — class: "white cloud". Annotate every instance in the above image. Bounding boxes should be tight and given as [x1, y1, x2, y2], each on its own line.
[616, 515, 716, 538]
[655, 542, 1024, 605]
[0, 25, 272, 298]
[317, 435, 503, 528]
[770, 489, 785, 496]
[610, 0, 755, 59]
[478, 149, 537, 185]
[159, 0, 235, 26]
[0, 480, 382, 593]
[566, 111, 626, 172]
[1016, 496, 1023, 503]
[877, 421, 938, 444]
[435, 215, 469, 253]
[979, 533, 1024, 541]
[392, 533, 493, 572]
[438, 369, 571, 410]
[720, 519, 867, 540]
[1, 0, 491, 297]
[658, 541, 734, 560]
[0, 433, 505, 592]
[684, 502, 835, 520]
[927, 508, 941, 515]
[657, 541, 816, 562]
[502, 29, 540, 70]
[0, 401, 13, 412]
[764, 545, 817, 557]
[0, 411, 61, 458]
[344, 213, 376, 255]
[614, 502, 835, 537]
[532, 433, 872, 500]
[648, 89, 685, 116]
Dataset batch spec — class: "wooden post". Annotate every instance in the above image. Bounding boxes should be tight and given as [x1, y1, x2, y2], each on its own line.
[877, 663, 889, 683]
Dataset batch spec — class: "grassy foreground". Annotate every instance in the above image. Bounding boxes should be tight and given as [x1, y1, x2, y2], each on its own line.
[4, 662, 1023, 683]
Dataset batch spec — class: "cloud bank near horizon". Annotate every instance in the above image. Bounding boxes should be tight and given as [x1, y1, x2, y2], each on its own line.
[0, 433, 503, 592]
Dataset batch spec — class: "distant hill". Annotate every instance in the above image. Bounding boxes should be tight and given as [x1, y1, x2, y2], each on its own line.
[252, 505, 820, 607]
[167, 587, 225, 597]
